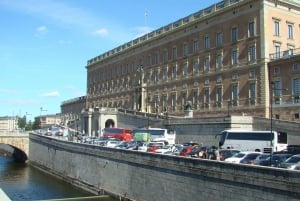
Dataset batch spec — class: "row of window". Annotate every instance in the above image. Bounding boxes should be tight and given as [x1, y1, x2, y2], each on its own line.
[89, 44, 257, 85]
[273, 18, 295, 39]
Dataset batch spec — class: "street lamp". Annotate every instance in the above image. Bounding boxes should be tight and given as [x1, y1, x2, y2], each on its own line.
[269, 80, 288, 161]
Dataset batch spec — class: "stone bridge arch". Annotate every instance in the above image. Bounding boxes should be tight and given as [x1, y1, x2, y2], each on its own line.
[0, 133, 29, 163]
[0, 143, 28, 162]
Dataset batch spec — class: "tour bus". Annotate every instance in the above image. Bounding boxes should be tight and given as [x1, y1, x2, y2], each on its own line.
[102, 127, 133, 141]
[216, 130, 288, 153]
[133, 128, 176, 145]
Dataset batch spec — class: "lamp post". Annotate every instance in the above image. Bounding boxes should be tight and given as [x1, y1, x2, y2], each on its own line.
[269, 80, 288, 163]
[40, 107, 47, 128]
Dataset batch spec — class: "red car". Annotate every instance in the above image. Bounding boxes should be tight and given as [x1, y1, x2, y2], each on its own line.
[180, 146, 194, 156]
[147, 143, 163, 153]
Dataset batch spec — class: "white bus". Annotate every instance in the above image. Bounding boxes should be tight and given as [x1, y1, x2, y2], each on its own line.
[133, 128, 176, 145]
[216, 130, 287, 153]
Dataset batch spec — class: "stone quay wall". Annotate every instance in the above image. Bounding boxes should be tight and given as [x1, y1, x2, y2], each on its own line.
[29, 133, 300, 201]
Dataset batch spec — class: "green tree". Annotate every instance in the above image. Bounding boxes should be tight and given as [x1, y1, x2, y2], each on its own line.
[25, 121, 33, 131]
[32, 119, 41, 130]
[18, 115, 26, 129]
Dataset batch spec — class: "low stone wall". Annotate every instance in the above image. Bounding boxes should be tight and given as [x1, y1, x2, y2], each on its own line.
[29, 133, 300, 201]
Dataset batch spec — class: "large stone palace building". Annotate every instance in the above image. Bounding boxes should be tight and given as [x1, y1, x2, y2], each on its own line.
[84, 0, 300, 122]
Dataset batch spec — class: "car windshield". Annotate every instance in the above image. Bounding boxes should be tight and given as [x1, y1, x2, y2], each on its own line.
[233, 153, 246, 158]
[285, 156, 300, 163]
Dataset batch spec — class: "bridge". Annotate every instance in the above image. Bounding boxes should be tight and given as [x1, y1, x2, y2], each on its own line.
[0, 131, 29, 162]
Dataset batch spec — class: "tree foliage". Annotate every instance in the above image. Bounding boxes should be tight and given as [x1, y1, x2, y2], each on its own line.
[18, 115, 26, 129]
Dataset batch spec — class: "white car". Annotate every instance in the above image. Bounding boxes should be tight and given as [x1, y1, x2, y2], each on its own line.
[224, 152, 262, 164]
[155, 145, 172, 154]
[105, 140, 120, 148]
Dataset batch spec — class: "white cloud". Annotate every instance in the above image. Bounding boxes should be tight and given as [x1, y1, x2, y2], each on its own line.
[92, 28, 108, 36]
[35, 25, 48, 38]
[41, 91, 60, 97]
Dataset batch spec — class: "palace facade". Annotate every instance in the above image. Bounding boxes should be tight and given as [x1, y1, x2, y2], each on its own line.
[85, 0, 300, 121]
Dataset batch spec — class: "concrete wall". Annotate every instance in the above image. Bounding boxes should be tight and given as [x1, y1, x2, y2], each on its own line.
[29, 133, 300, 201]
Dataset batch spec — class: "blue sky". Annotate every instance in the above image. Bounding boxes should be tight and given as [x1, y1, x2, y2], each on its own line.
[0, 0, 220, 121]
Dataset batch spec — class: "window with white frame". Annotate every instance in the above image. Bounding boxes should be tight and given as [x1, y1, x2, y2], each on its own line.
[216, 87, 222, 107]
[154, 70, 159, 83]
[163, 95, 168, 111]
[293, 63, 300, 72]
[216, 53, 223, 69]
[147, 71, 152, 83]
[204, 88, 210, 107]
[273, 80, 282, 96]
[274, 67, 280, 75]
[275, 43, 281, 59]
[204, 57, 210, 71]
[193, 40, 199, 53]
[172, 65, 177, 79]
[183, 43, 188, 57]
[163, 50, 168, 63]
[217, 75, 222, 83]
[232, 84, 238, 106]
[248, 21, 255, 37]
[163, 68, 168, 81]
[249, 45, 256, 62]
[232, 49, 238, 65]
[171, 93, 177, 110]
[193, 59, 199, 74]
[154, 52, 160, 64]
[182, 91, 188, 108]
[183, 62, 188, 77]
[204, 36, 210, 49]
[274, 20, 280, 36]
[193, 90, 198, 109]
[288, 23, 294, 39]
[172, 47, 177, 60]
[249, 82, 256, 105]
[231, 27, 238, 42]
[148, 54, 152, 66]
[216, 32, 222, 47]
[249, 69, 256, 78]
[293, 78, 300, 103]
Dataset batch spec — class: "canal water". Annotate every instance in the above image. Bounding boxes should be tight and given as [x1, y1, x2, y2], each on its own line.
[0, 156, 117, 201]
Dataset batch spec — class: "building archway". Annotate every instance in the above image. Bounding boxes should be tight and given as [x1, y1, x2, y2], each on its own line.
[105, 119, 115, 128]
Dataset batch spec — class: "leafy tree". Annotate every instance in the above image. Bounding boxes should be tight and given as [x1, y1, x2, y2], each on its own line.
[25, 121, 33, 131]
[32, 119, 41, 130]
[18, 115, 26, 129]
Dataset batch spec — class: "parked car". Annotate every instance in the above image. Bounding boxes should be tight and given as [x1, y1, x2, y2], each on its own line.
[219, 149, 240, 161]
[179, 146, 194, 156]
[225, 152, 261, 164]
[188, 146, 217, 159]
[105, 140, 120, 148]
[147, 143, 164, 153]
[173, 145, 184, 155]
[274, 145, 300, 155]
[155, 145, 173, 154]
[115, 141, 129, 149]
[253, 153, 271, 165]
[280, 154, 300, 169]
[182, 142, 200, 147]
[126, 141, 145, 150]
[257, 154, 293, 167]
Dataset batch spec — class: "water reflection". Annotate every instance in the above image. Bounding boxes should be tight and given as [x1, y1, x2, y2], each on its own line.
[0, 156, 117, 201]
